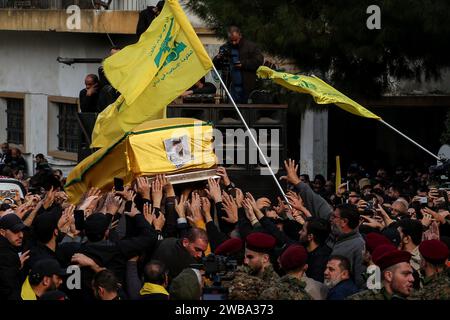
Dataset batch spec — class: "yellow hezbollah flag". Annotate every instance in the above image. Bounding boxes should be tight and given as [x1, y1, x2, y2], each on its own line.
[257, 66, 381, 120]
[66, 118, 217, 204]
[91, 0, 213, 148]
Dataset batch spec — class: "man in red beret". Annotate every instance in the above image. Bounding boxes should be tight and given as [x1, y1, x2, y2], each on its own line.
[409, 239, 450, 299]
[228, 232, 279, 300]
[259, 244, 312, 300]
[348, 245, 414, 300]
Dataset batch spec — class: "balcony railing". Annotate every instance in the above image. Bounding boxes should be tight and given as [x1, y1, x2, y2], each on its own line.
[0, 0, 155, 10]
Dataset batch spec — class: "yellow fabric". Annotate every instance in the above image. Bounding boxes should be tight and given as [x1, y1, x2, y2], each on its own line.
[335, 155, 341, 194]
[21, 276, 37, 300]
[257, 66, 381, 120]
[92, 0, 213, 148]
[139, 282, 169, 296]
[194, 219, 211, 256]
[65, 118, 217, 204]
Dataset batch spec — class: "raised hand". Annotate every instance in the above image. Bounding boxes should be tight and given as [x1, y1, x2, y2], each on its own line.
[187, 192, 203, 225]
[175, 193, 188, 218]
[216, 166, 231, 187]
[136, 177, 151, 200]
[222, 192, 238, 224]
[205, 177, 222, 203]
[201, 197, 212, 223]
[279, 159, 301, 185]
[234, 188, 244, 208]
[151, 178, 163, 209]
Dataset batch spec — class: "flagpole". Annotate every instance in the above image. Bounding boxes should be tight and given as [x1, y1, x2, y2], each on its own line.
[379, 119, 441, 161]
[212, 65, 291, 207]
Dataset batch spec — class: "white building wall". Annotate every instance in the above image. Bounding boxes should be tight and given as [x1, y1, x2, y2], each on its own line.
[0, 31, 115, 176]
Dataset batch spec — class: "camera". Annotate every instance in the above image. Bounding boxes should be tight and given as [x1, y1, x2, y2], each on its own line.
[191, 254, 237, 300]
[215, 43, 232, 69]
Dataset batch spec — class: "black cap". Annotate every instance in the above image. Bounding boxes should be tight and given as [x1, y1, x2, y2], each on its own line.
[30, 259, 67, 280]
[0, 213, 28, 232]
[33, 212, 59, 243]
[85, 213, 110, 241]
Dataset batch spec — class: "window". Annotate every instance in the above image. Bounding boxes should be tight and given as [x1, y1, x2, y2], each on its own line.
[6, 98, 24, 145]
[57, 103, 80, 153]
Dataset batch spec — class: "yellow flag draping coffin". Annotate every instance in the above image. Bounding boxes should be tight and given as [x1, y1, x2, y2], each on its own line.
[257, 66, 381, 120]
[66, 118, 217, 204]
[91, 0, 213, 148]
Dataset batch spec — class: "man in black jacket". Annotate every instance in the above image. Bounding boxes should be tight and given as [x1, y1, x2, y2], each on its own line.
[0, 214, 29, 300]
[151, 227, 208, 281]
[136, 1, 164, 38]
[79, 74, 100, 113]
[213, 26, 264, 103]
[299, 217, 332, 282]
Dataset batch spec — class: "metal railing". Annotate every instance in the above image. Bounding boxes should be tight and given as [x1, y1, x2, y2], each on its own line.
[0, 0, 155, 10]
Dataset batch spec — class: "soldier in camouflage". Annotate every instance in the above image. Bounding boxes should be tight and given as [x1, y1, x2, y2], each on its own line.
[409, 240, 450, 300]
[348, 244, 414, 300]
[227, 232, 280, 300]
[259, 244, 312, 300]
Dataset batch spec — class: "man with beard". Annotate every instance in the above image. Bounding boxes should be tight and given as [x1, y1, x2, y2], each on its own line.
[409, 240, 450, 299]
[348, 244, 414, 300]
[213, 26, 263, 103]
[329, 204, 365, 289]
[397, 218, 423, 288]
[21, 259, 66, 300]
[228, 232, 279, 300]
[0, 214, 29, 300]
[324, 255, 359, 300]
[299, 217, 331, 282]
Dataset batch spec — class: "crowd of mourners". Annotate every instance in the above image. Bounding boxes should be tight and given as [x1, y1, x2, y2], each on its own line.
[1, 141, 450, 300]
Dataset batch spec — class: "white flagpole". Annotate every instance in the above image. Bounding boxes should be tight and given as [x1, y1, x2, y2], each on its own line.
[212, 65, 291, 206]
[379, 120, 441, 161]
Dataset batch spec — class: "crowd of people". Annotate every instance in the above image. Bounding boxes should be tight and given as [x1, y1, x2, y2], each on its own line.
[1, 142, 450, 300]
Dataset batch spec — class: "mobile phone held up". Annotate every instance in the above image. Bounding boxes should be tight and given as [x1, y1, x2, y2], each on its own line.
[114, 177, 124, 191]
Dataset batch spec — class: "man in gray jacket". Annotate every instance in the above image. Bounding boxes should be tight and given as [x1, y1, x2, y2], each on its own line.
[281, 159, 333, 220]
[329, 204, 365, 289]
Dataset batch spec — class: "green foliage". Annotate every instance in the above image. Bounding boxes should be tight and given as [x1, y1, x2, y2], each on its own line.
[187, 0, 450, 98]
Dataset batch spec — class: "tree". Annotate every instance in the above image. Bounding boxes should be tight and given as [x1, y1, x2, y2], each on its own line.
[186, 0, 450, 98]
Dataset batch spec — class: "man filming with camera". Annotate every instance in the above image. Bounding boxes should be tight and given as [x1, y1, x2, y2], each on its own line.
[213, 26, 264, 104]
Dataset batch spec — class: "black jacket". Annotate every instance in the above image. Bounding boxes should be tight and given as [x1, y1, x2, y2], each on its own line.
[79, 88, 99, 113]
[0, 237, 22, 300]
[151, 238, 198, 281]
[305, 244, 332, 283]
[136, 6, 157, 38]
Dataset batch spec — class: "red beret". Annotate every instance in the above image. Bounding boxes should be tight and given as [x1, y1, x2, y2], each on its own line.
[214, 238, 243, 256]
[372, 245, 411, 271]
[280, 244, 308, 272]
[245, 232, 276, 253]
[419, 240, 449, 265]
[365, 232, 392, 254]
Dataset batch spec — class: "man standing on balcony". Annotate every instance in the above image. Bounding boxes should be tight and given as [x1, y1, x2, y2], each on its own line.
[136, 1, 165, 38]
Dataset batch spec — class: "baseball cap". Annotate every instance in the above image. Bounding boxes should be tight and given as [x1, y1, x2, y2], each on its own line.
[30, 258, 67, 280]
[0, 213, 28, 232]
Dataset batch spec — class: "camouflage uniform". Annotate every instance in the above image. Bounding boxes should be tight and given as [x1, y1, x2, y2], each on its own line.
[227, 264, 279, 300]
[259, 274, 313, 300]
[409, 268, 450, 300]
[347, 287, 407, 300]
